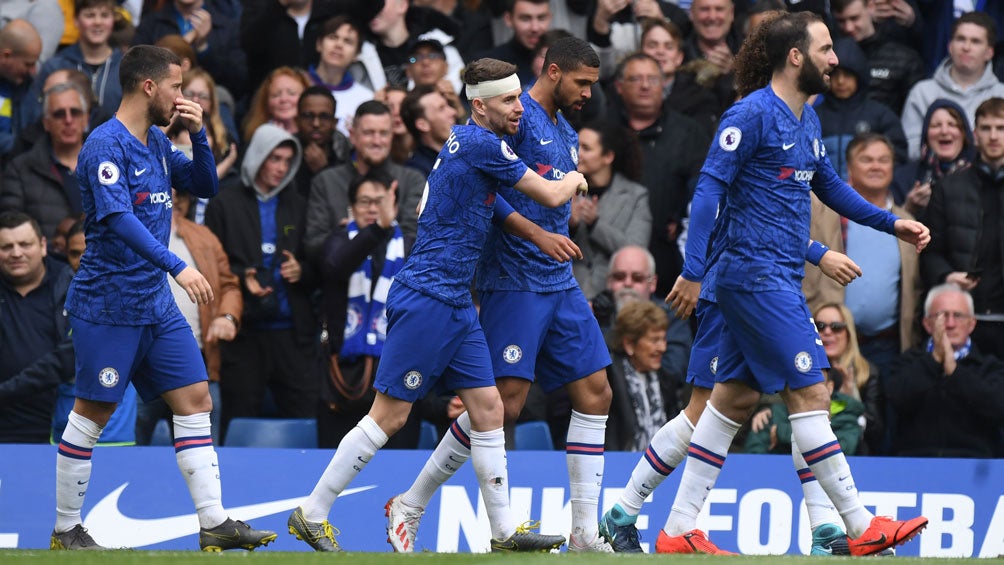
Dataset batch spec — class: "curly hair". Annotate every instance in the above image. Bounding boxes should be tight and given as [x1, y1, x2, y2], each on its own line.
[735, 11, 820, 98]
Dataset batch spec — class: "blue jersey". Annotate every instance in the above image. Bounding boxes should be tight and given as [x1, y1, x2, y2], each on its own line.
[684, 86, 897, 295]
[394, 123, 528, 307]
[66, 119, 217, 324]
[476, 91, 578, 293]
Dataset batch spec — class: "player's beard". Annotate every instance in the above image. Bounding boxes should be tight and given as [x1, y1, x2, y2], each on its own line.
[149, 102, 174, 128]
[797, 56, 830, 96]
[552, 78, 583, 116]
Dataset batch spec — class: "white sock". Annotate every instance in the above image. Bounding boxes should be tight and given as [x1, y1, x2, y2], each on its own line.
[55, 411, 102, 533]
[173, 412, 227, 529]
[566, 410, 606, 543]
[665, 403, 740, 536]
[619, 411, 694, 516]
[469, 427, 514, 540]
[790, 411, 873, 537]
[302, 415, 387, 522]
[402, 412, 471, 509]
[791, 435, 843, 530]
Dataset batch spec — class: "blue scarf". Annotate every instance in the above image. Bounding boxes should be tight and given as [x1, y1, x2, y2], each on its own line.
[341, 220, 405, 360]
[926, 337, 972, 360]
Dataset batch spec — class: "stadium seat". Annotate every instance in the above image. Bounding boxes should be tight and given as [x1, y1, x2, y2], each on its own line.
[514, 421, 554, 450]
[224, 418, 318, 448]
[150, 419, 172, 446]
[417, 420, 439, 449]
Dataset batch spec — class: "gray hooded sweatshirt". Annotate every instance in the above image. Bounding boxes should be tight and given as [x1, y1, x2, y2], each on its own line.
[901, 58, 1004, 160]
[242, 123, 302, 202]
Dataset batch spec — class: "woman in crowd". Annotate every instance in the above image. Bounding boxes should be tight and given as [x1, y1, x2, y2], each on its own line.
[164, 68, 239, 223]
[814, 303, 885, 454]
[573, 120, 652, 299]
[242, 66, 311, 143]
[184, 68, 238, 180]
[605, 300, 679, 451]
[894, 99, 974, 217]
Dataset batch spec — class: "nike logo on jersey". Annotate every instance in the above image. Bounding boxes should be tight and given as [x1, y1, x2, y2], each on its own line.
[134, 168, 147, 176]
[539, 139, 553, 145]
[83, 482, 374, 548]
[782, 142, 796, 150]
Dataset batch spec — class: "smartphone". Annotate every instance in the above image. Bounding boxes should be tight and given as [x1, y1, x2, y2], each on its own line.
[967, 269, 983, 280]
[255, 266, 274, 288]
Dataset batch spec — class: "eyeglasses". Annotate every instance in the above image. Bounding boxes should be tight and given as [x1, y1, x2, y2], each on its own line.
[621, 75, 662, 87]
[609, 271, 652, 283]
[183, 90, 211, 101]
[300, 112, 335, 123]
[928, 310, 973, 321]
[815, 321, 848, 333]
[49, 107, 85, 120]
[355, 197, 384, 207]
[409, 53, 446, 64]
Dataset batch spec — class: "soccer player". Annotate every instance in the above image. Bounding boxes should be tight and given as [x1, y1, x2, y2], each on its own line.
[656, 12, 929, 555]
[599, 204, 865, 554]
[51, 45, 277, 551]
[286, 58, 586, 553]
[385, 36, 614, 553]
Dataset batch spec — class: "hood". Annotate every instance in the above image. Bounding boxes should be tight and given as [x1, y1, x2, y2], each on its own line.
[833, 37, 869, 91]
[920, 98, 975, 162]
[241, 123, 302, 201]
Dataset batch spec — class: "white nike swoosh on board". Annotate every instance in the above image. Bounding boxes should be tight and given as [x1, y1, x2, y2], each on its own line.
[135, 168, 147, 176]
[782, 142, 796, 150]
[84, 482, 375, 548]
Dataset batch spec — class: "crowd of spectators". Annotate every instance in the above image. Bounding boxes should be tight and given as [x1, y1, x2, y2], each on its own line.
[1, 0, 1002, 458]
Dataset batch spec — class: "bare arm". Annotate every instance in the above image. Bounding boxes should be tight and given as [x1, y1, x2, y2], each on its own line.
[502, 211, 583, 262]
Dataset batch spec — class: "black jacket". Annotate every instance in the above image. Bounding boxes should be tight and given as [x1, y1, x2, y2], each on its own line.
[856, 31, 927, 116]
[605, 353, 680, 451]
[620, 106, 709, 295]
[0, 136, 82, 239]
[858, 362, 886, 455]
[133, 3, 247, 98]
[886, 345, 1004, 458]
[921, 162, 1004, 314]
[0, 258, 74, 442]
[480, 38, 536, 87]
[320, 222, 413, 356]
[204, 181, 318, 344]
[239, 0, 383, 91]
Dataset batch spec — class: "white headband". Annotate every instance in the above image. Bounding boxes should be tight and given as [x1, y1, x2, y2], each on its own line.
[466, 74, 521, 100]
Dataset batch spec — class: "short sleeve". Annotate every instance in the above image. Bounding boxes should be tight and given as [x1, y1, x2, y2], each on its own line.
[475, 133, 528, 188]
[79, 136, 132, 222]
[700, 101, 763, 187]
